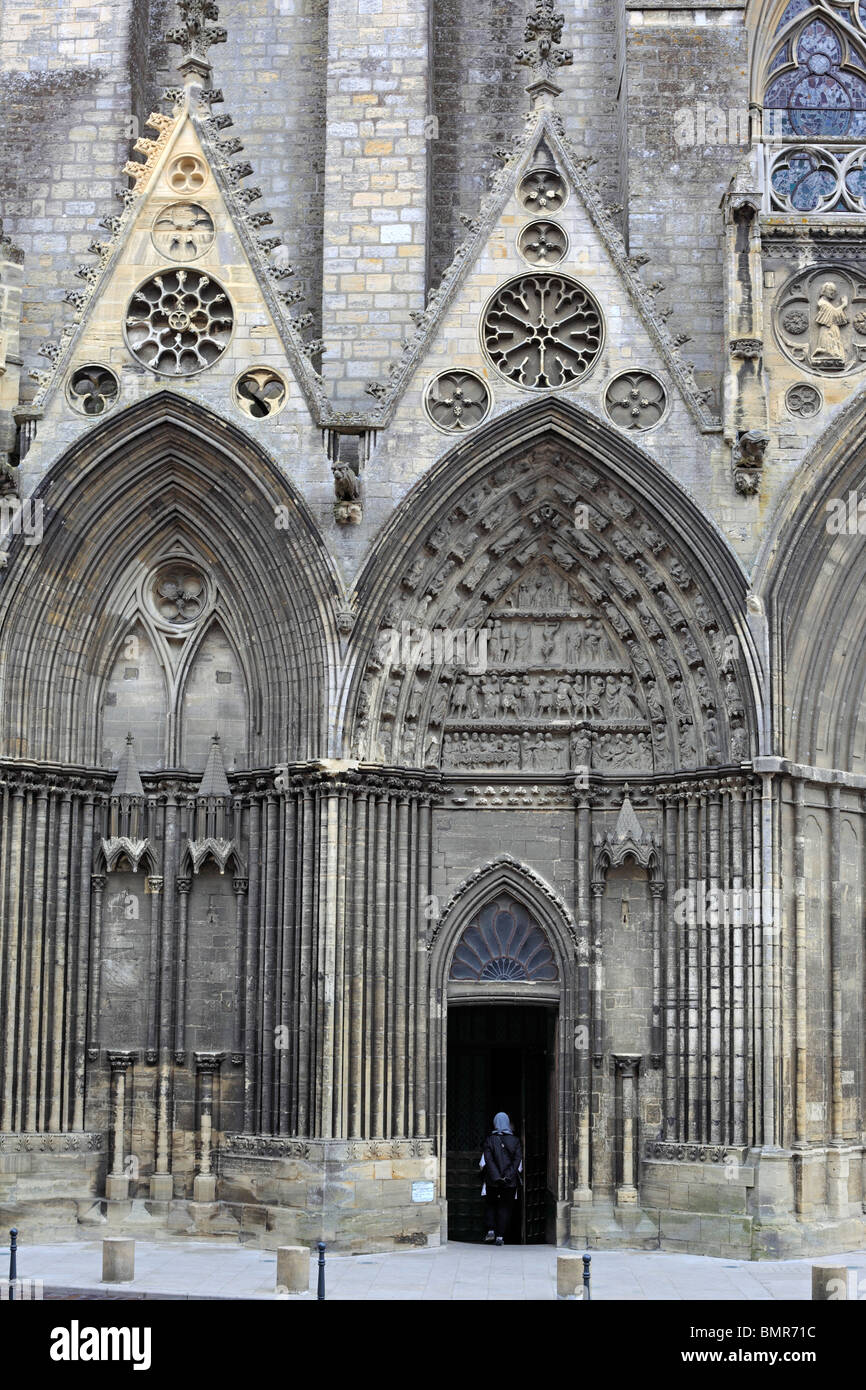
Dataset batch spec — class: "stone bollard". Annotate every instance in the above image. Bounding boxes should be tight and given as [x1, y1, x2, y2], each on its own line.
[276, 1245, 309, 1295]
[812, 1265, 852, 1300]
[102, 1237, 135, 1284]
[557, 1251, 585, 1300]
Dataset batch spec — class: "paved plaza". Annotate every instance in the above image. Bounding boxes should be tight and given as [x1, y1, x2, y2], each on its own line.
[7, 1239, 866, 1301]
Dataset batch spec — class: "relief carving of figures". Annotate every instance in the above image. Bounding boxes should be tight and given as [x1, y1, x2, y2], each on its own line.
[775, 265, 866, 375]
[730, 724, 749, 761]
[812, 281, 849, 370]
[539, 621, 561, 663]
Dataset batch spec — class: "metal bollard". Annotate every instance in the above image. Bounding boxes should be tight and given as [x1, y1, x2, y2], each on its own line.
[582, 1253, 591, 1302]
[9, 1228, 17, 1302]
[317, 1241, 326, 1301]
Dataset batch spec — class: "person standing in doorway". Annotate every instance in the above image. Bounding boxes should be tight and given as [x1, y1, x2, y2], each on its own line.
[480, 1112, 523, 1245]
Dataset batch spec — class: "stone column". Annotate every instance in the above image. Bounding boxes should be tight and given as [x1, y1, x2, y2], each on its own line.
[662, 792, 679, 1139]
[174, 877, 191, 1062]
[86, 873, 106, 1061]
[573, 793, 592, 1205]
[649, 882, 664, 1067]
[614, 1055, 641, 1207]
[590, 880, 607, 1200]
[231, 876, 248, 1068]
[106, 1051, 136, 1201]
[193, 1053, 224, 1204]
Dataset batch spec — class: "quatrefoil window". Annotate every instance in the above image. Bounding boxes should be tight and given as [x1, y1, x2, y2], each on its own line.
[517, 220, 568, 266]
[66, 364, 120, 416]
[482, 274, 603, 389]
[125, 269, 234, 376]
[424, 370, 491, 431]
[517, 167, 568, 212]
[232, 367, 288, 419]
[449, 895, 558, 983]
[604, 370, 667, 431]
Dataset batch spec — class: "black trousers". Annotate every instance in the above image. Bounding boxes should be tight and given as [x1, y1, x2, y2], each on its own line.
[485, 1185, 515, 1239]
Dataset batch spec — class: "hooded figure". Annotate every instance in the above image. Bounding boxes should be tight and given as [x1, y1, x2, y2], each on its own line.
[479, 1112, 523, 1244]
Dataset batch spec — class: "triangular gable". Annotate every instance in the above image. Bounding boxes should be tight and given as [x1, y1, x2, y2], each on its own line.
[363, 108, 719, 433]
[30, 87, 327, 419]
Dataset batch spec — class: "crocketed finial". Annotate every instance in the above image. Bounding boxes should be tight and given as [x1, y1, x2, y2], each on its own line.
[166, 0, 227, 84]
[516, 0, 573, 106]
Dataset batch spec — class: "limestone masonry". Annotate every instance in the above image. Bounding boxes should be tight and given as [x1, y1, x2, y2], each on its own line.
[0, 0, 865, 1257]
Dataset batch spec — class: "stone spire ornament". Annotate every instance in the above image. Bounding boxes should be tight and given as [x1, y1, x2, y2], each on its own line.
[166, 0, 227, 86]
[516, 0, 573, 109]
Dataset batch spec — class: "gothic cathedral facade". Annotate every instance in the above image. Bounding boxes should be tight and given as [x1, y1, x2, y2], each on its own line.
[0, 0, 865, 1257]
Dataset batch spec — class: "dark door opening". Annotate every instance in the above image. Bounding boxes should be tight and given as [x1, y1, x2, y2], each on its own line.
[446, 1003, 556, 1244]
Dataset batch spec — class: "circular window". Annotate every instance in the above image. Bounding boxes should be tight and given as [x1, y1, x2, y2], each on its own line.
[233, 367, 288, 418]
[424, 370, 491, 432]
[151, 202, 215, 261]
[517, 220, 568, 267]
[482, 274, 603, 389]
[604, 370, 667, 431]
[166, 155, 208, 194]
[66, 363, 120, 416]
[517, 167, 568, 213]
[785, 381, 823, 418]
[147, 561, 209, 629]
[124, 269, 233, 376]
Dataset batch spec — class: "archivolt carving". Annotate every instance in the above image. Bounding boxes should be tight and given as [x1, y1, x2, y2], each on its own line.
[431, 854, 578, 951]
[350, 441, 749, 775]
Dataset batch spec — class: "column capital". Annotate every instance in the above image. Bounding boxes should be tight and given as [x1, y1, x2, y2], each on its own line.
[107, 1050, 137, 1073]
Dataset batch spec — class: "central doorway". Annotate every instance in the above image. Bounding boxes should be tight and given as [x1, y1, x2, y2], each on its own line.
[446, 1003, 556, 1244]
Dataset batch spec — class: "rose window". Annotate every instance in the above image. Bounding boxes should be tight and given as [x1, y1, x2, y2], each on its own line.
[125, 269, 233, 375]
[449, 896, 558, 983]
[66, 364, 120, 416]
[424, 370, 491, 431]
[482, 274, 603, 388]
[604, 370, 667, 430]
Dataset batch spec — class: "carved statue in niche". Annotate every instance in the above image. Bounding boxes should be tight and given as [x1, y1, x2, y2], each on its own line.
[730, 724, 749, 761]
[812, 282, 849, 371]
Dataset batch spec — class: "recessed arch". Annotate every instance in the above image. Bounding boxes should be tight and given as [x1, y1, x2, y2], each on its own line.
[0, 393, 341, 766]
[342, 396, 762, 774]
[755, 384, 866, 767]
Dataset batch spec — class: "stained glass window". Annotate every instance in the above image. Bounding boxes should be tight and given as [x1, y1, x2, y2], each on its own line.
[764, 3, 866, 137]
[449, 895, 558, 983]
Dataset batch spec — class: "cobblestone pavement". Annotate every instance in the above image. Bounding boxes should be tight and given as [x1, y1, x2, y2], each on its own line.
[5, 1240, 866, 1301]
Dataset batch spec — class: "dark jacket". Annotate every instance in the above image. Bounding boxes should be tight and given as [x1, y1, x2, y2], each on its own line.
[482, 1130, 523, 1190]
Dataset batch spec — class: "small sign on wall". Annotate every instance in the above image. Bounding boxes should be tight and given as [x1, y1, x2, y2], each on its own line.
[411, 1181, 435, 1204]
